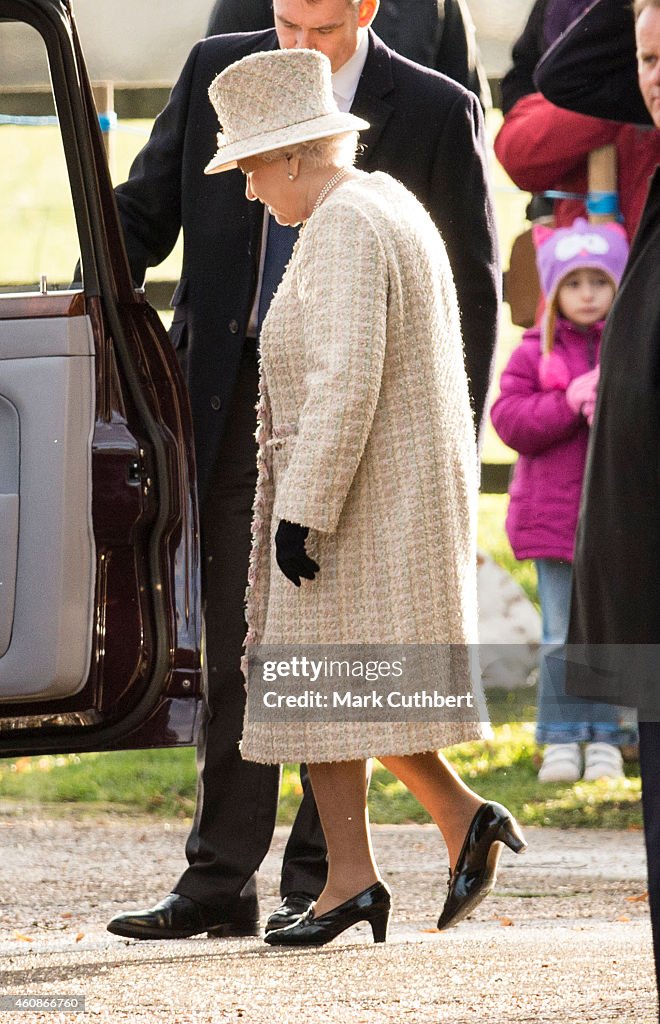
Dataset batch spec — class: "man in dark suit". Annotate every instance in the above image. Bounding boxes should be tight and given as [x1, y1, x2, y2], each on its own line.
[206, 0, 492, 107]
[106, 0, 500, 941]
[536, 0, 660, 1002]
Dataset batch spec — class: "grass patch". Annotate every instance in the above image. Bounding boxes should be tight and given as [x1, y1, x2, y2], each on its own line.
[0, 122, 183, 288]
[0, 725, 640, 830]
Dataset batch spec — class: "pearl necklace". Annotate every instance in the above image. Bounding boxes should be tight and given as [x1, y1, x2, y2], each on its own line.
[311, 167, 349, 215]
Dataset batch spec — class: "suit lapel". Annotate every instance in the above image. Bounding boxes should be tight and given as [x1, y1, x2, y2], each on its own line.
[351, 30, 395, 168]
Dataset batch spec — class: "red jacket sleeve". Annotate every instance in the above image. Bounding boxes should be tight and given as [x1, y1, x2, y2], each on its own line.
[494, 93, 619, 193]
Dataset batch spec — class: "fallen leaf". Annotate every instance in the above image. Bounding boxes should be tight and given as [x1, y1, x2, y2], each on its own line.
[626, 892, 649, 903]
[420, 928, 440, 933]
[498, 917, 514, 927]
[13, 931, 34, 942]
[616, 915, 631, 923]
[61, 912, 73, 919]
[75, 932, 85, 942]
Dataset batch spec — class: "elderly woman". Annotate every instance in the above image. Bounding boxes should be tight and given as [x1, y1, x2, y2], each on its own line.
[204, 48, 526, 946]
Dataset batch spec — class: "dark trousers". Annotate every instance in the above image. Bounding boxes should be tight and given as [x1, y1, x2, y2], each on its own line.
[174, 347, 327, 910]
[639, 720, 660, 1016]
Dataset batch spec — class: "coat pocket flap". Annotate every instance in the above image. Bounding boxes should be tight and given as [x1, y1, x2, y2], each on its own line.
[168, 319, 188, 350]
[170, 277, 188, 309]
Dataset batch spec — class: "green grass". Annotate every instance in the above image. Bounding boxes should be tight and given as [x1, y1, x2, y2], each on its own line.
[0, 725, 641, 830]
[0, 121, 183, 288]
[478, 493, 538, 605]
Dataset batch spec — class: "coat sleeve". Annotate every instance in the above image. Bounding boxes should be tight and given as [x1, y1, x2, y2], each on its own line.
[534, 0, 651, 126]
[499, 0, 547, 114]
[273, 207, 389, 535]
[494, 92, 619, 193]
[433, 0, 492, 109]
[429, 90, 500, 439]
[206, 0, 272, 35]
[490, 337, 582, 455]
[113, 42, 203, 286]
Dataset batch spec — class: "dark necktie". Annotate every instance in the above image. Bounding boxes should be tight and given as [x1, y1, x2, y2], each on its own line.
[257, 217, 299, 334]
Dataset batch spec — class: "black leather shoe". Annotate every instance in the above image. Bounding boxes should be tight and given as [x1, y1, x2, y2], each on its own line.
[437, 801, 527, 931]
[264, 882, 391, 947]
[106, 893, 260, 940]
[265, 893, 314, 932]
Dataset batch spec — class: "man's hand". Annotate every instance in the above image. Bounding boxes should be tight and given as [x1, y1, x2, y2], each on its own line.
[275, 520, 320, 587]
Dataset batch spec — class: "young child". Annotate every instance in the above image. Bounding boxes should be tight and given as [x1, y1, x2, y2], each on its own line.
[491, 217, 635, 783]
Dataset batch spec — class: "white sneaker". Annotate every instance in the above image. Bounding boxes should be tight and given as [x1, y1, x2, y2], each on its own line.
[583, 743, 624, 781]
[538, 742, 582, 783]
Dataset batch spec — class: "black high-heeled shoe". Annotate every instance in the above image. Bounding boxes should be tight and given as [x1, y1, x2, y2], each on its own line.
[437, 801, 527, 931]
[264, 881, 391, 947]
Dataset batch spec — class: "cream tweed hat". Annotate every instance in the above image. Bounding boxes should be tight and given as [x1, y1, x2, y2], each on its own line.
[204, 49, 369, 174]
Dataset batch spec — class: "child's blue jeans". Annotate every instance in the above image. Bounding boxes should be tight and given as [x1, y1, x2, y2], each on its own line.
[534, 558, 637, 745]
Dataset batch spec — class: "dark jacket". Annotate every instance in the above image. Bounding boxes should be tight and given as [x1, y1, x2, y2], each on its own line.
[500, 0, 592, 114]
[205, 0, 491, 107]
[500, 0, 548, 115]
[529, 0, 660, 708]
[114, 29, 500, 500]
[534, 0, 652, 126]
[566, 169, 660, 709]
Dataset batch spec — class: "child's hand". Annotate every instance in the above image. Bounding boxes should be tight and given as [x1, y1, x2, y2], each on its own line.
[565, 366, 600, 417]
[582, 396, 597, 425]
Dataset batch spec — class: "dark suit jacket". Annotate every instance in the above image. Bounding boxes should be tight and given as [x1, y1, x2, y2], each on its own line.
[567, 169, 660, 711]
[534, 0, 652, 126]
[115, 29, 500, 501]
[205, 0, 491, 107]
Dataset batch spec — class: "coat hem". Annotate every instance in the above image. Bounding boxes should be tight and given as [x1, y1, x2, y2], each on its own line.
[239, 722, 485, 765]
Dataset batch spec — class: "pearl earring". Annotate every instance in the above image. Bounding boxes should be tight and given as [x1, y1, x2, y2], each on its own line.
[288, 171, 294, 181]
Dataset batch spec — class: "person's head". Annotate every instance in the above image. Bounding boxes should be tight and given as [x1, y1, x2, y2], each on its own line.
[273, 0, 379, 72]
[238, 133, 358, 225]
[204, 49, 369, 222]
[554, 267, 616, 327]
[533, 218, 629, 348]
[634, 0, 660, 127]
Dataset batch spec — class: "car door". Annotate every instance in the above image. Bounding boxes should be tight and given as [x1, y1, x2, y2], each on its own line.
[0, 0, 202, 754]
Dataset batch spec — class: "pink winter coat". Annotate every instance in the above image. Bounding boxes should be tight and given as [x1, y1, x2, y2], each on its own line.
[490, 317, 602, 561]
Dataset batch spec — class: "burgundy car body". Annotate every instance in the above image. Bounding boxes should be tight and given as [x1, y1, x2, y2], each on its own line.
[0, 0, 203, 754]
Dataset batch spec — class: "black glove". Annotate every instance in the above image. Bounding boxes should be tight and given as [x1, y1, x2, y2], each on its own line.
[275, 519, 320, 587]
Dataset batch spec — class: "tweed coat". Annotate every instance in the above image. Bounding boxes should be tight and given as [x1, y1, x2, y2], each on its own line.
[240, 173, 483, 764]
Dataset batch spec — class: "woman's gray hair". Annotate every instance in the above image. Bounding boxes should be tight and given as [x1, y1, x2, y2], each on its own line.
[260, 131, 360, 170]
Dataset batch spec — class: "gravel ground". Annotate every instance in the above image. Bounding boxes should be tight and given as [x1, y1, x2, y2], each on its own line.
[0, 808, 656, 1023]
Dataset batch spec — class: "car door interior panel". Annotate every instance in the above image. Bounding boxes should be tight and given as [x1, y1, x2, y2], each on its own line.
[0, 314, 95, 699]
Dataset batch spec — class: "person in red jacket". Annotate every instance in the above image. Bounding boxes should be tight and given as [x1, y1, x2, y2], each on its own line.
[494, 0, 660, 239]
